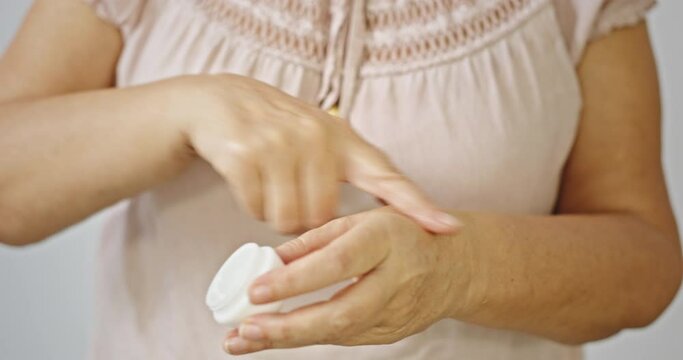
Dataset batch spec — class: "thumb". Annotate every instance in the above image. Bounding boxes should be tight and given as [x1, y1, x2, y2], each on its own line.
[345, 146, 462, 234]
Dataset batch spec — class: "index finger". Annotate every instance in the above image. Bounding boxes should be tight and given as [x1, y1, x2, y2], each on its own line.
[248, 222, 389, 304]
[241, 267, 392, 349]
[345, 147, 462, 234]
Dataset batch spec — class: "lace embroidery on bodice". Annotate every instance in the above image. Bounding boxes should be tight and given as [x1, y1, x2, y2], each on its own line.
[194, 0, 329, 68]
[363, 0, 544, 75]
[192, 0, 543, 70]
[190, 0, 546, 112]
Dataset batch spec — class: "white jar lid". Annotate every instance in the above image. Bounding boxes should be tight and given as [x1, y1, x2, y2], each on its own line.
[206, 243, 284, 327]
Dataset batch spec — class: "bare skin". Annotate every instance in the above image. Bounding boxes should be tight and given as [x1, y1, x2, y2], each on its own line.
[0, 0, 680, 356]
[226, 23, 682, 354]
[0, 0, 459, 245]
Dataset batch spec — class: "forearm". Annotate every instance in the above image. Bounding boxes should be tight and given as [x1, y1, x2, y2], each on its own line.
[443, 211, 682, 344]
[0, 82, 190, 245]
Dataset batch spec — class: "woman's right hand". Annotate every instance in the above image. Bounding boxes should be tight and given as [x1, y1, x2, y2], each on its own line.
[2, 0, 455, 245]
[164, 74, 460, 234]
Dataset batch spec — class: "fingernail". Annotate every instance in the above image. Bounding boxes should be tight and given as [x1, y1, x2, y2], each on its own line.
[225, 337, 249, 354]
[239, 323, 265, 340]
[434, 212, 463, 229]
[250, 285, 272, 303]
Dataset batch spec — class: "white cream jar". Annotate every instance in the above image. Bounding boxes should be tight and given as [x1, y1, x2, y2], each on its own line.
[205, 243, 284, 327]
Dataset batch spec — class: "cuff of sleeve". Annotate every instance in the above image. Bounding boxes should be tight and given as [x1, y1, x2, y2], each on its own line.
[82, 0, 117, 27]
[590, 0, 656, 40]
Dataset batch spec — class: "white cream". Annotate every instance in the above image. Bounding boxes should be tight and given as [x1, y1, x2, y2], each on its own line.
[205, 243, 284, 327]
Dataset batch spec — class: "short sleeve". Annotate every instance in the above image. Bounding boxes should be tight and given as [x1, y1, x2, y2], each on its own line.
[83, 0, 146, 34]
[590, 0, 656, 40]
[553, 0, 656, 64]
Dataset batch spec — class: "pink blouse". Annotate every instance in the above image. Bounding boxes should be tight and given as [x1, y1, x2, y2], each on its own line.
[83, 0, 655, 359]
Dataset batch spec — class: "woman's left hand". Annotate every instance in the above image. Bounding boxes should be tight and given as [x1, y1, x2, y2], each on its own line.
[224, 208, 468, 355]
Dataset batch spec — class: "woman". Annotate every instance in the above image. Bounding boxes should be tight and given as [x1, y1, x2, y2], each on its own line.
[0, 0, 680, 358]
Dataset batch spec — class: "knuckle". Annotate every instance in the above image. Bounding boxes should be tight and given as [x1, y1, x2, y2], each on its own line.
[276, 196, 297, 213]
[363, 324, 404, 345]
[276, 322, 294, 342]
[263, 128, 290, 148]
[273, 195, 299, 218]
[229, 192, 264, 218]
[246, 205, 265, 221]
[228, 141, 262, 164]
[242, 187, 262, 205]
[298, 119, 327, 142]
[211, 156, 233, 177]
[329, 308, 354, 334]
[276, 271, 296, 294]
[259, 339, 274, 350]
[204, 143, 237, 175]
[331, 249, 354, 275]
[330, 216, 354, 232]
[274, 202, 294, 218]
[282, 237, 308, 255]
[239, 188, 263, 213]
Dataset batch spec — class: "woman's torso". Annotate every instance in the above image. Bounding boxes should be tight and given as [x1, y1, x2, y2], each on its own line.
[85, 0, 652, 358]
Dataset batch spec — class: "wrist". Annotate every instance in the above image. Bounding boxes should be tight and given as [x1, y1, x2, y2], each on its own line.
[151, 77, 215, 158]
[160, 74, 240, 151]
[151, 75, 203, 135]
[122, 79, 199, 170]
[436, 212, 483, 320]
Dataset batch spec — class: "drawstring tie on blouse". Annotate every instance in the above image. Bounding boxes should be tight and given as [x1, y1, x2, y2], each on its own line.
[317, 0, 367, 118]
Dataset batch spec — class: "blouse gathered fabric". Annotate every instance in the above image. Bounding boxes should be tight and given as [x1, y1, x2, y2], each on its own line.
[83, 0, 655, 359]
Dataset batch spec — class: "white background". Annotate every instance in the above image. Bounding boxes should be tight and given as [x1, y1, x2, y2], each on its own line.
[0, 1, 681, 359]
